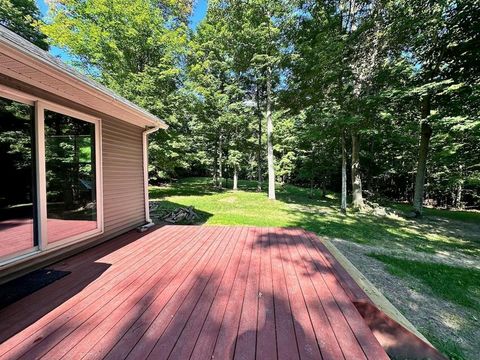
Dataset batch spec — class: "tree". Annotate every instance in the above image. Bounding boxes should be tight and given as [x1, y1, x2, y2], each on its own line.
[0, 0, 48, 49]
[222, 0, 290, 200]
[285, 0, 352, 211]
[38, 0, 480, 212]
[227, 150, 242, 190]
[397, 0, 480, 215]
[41, 0, 192, 179]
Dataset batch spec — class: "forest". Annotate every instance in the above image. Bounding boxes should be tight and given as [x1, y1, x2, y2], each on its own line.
[4, 0, 480, 214]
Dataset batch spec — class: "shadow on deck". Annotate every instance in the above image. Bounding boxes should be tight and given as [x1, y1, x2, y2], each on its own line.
[0, 225, 444, 359]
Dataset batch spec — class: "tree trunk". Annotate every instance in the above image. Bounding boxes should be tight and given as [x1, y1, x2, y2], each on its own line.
[455, 165, 463, 209]
[266, 66, 275, 200]
[456, 183, 463, 209]
[341, 131, 347, 214]
[257, 85, 262, 191]
[233, 166, 238, 190]
[322, 176, 327, 198]
[413, 95, 432, 216]
[213, 154, 218, 186]
[218, 134, 223, 188]
[351, 130, 364, 209]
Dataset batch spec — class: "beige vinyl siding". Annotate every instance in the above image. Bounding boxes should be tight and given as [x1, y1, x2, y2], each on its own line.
[101, 117, 146, 236]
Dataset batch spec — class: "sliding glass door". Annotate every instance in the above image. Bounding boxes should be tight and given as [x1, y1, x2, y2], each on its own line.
[0, 89, 103, 264]
[44, 110, 98, 244]
[0, 97, 37, 259]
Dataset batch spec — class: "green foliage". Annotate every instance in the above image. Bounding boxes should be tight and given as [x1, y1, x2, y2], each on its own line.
[0, 0, 48, 49]
[27, 0, 480, 206]
[40, 0, 193, 179]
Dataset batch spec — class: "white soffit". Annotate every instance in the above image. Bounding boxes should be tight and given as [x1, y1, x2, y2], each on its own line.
[0, 25, 167, 129]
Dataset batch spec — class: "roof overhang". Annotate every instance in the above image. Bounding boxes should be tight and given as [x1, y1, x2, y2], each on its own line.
[0, 26, 167, 129]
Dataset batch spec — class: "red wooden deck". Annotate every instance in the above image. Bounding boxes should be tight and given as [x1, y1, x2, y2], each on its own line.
[0, 226, 389, 360]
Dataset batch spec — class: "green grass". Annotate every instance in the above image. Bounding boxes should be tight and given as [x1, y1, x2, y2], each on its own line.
[369, 254, 480, 312]
[150, 177, 480, 256]
[419, 328, 469, 360]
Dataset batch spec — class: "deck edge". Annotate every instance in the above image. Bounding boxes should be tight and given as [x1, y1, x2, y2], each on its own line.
[318, 235, 432, 345]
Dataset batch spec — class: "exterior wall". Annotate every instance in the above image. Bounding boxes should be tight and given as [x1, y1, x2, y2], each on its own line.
[102, 117, 146, 237]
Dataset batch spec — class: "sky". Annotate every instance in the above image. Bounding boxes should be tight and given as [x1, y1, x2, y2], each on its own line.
[191, 0, 209, 29]
[35, 0, 208, 60]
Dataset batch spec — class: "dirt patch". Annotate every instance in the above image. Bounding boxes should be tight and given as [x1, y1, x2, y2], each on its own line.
[331, 238, 480, 360]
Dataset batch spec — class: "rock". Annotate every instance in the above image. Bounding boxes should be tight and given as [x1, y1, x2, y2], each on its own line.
[373, 207, 387, 216]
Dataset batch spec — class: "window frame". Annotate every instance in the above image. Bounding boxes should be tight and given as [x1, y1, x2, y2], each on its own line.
[0, 86, 104, 265]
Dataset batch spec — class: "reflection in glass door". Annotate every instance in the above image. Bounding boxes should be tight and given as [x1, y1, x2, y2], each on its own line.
[0, 97, 37, 259]
[44, 110, 98, 244]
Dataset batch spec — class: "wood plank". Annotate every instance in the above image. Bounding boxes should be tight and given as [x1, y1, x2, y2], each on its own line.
[233, 227, 262, 360]
[255, 227, 277, 360]
[286, 228, 345, 360]
[296, 230, 369, 360]
[270, 228, 300, 360]
[166, 227, 248, 359]
[93, 226, 230, 360]
[55, 226, 219, 360]
[147, 226, 246, 359]
[296, 229, 369, 360]
[278, 228, 322, 360]
[9, 226, 204, 359]
[306, 231, 370, 302]
[189, 227, 249, 360]
[210, 227, 255, 359]
[0, 226, 389, 360]
[0, 227, 165, 340]
[122, 226, 236, 359]
[303, 231, 388, 360]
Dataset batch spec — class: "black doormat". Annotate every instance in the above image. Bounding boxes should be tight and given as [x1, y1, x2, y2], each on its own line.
[0, 268, 71, 309]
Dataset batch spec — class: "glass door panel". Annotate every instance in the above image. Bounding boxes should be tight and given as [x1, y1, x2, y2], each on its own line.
[44, 110, 98, 244]
[0, 97, 37, 259]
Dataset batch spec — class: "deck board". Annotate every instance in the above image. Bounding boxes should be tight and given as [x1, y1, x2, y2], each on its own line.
[0, 225, 389, 360]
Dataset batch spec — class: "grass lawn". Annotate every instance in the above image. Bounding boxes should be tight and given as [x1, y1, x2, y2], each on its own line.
[149, 177, 480, 360]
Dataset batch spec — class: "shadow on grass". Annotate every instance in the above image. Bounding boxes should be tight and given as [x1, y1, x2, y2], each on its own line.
[284, 205, 480, 256]
[150, 178, 220, 198]
[391, 203, 480, 223]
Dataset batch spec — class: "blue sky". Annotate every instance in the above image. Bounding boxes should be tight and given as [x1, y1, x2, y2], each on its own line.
[35, 0, 208, 59]
[191, 0, 208, 29]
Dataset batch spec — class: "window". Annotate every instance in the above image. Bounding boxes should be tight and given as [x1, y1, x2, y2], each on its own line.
[0, 89, 103, 264]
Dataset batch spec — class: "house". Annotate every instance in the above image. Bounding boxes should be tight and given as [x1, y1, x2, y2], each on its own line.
[0, 25, 167, 281]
